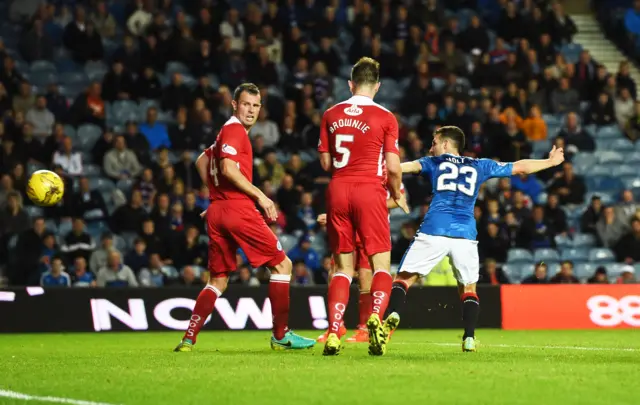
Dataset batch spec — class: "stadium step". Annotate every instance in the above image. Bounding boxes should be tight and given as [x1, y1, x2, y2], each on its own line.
[571, 13, 640, 86]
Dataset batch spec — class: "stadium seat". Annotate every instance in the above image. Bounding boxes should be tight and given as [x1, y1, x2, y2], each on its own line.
[506, 248, 534, 263]
[44, 219, 58, 233]
[165, 61, 189, 76]
[586, 175, 622, 192]
[585, 191, 614, 205]
[597, 151, 624, 164]
[532, 140, 551, 157]
[572, 233, 597, 248]
[116, 178, 135, 194]
[574, 262, 596, 280]
[554, 234, 571, 249]
[76, 131, 102, 152]
[58, 220, 73, 236]
[609, 138, 634, 151]
[589, 248, 616, 263]
[86, 221, 109, 239]
[560, 248, 589, 263]
[29, 72, 58, 87]
[611, 165, 636, 177]
[309, 234, 327, 256]
[279, 234, 297, 252]
[606, 263, 633, 278]
[77, 124, 102, 139]
[83, 164, 102, 177]
[502, 263, 533, 283]
[113, 234, 127, 252]
[431, 77, 445, 92]
[622, 151, 640, 164]
[26, 206, 44, 218]
[595, 125, 624, 139]
[54, 58, 79, 74]
[88, 178, 116, 192]
[533, 248, 560, 263]
[621, 176, 640, 190]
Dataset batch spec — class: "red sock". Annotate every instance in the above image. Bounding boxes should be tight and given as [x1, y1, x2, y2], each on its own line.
[269, 274, 291, 340]
[370, 270, 392, 317]
[358, 290, 372, 327]
[327, 273, 351, 334]
[184, 284, 221, 344]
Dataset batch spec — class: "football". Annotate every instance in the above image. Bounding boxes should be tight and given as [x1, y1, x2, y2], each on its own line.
[26, 170, 65, 207]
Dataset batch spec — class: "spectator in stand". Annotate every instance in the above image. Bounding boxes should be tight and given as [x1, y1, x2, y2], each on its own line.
[70, 256, 96, 287]
[586, 92, 615, 127]
[52, 136, 83, 177]
[139, 253, 173, 287]
[587, 267, 609, 284]
[89, 232, 119, 274]
[101, 61, 136, 103]
[235, 265, 260, 287]
[549, 261, 579, 284]
[292, 260, 315, 286]
[615, 190, 640, 224]
[26, 96, 55, 137]
[103, 135, 142, 182]
[616, 61, 637, 100]
[13, 81, 35, 114]
[40, 256, 71, 287]
[557, 112, 595, 152]
[251, 108, 280, 148]
[582, 195, 604, 235]
[522, 105, 547, 141]
[617, 267, 637, 283]
[521, 262, 549, 284]
[478, 222, 509, 263]
[544, 193, 568, 235]
[70, 82, 105, 127]
[548, 162, 586, 205]
[179, 265, 204, 287]
[548, 3, 577, 45]
[19, 19, 53, 63]
[97, 251, 138, 287]
[624, 102, 640, 141]
[519, 205, 555, 250]
[72, 177, 108, 222]
[110, 189, 147, 234]
[614, 218, 640, 263]
[138, 107, 170, 150]
[615, 88, 635, 127]
[550, 77, 580, 114]
[479, 258, 510, 285]
[61, 217, 95, 264]
[624, 0, 640, 44]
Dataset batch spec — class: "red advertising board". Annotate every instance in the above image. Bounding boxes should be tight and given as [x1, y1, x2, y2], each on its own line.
[501, 285, 640, 329]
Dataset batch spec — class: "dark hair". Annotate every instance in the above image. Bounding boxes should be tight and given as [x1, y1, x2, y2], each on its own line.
[350, 57, 380, 87]
[535, 261, 548, 270]
[434, 125, 465, 150]
[561, 260, 574, 268]
[233, 82, 260, 102]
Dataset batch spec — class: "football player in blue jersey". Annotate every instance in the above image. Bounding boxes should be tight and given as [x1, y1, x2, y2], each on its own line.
[383, 126, 564, 352]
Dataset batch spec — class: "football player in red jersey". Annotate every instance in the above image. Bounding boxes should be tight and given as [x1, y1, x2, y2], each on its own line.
[318, 57, 409, 356]
[174, 83, 315, 352]
[316, 176, 405, 343]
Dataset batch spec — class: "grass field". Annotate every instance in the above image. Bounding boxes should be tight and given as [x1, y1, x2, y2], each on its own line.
[0, 330, 639, 405]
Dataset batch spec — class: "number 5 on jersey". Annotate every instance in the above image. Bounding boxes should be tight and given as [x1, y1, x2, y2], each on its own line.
[333, 134, 353, 168]
[436, 162, 478, 196]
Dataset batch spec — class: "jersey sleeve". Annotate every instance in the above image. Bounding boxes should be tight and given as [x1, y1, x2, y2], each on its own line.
[418, 157, 435, 177]
[479, 159, 514, 180]
[218, 125, 244, 161]
[383, 112, 399, 155]
[318, 112, 329, 153]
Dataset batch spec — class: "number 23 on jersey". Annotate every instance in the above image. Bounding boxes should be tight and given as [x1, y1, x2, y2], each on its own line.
[436, 162, 478, 196]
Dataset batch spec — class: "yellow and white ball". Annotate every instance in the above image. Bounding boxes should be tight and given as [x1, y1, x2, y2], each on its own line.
[26, 170, 65, 207]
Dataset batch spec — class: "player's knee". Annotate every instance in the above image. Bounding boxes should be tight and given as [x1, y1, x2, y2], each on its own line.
[271, 256, 292, 275]
[208, 274, 229, 293]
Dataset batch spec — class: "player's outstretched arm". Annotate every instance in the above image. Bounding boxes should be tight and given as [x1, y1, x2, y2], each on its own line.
[220, 158, 278, 221]
[195, 152, 210, 185]
[401, 160, 422, 174]
[386, 152, 410, 214]
[512, 146, 565, 175]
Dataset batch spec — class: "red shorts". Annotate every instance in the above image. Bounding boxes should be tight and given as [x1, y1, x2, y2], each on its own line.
[326, 181, 390, 257]
[206, 201, 286, 277]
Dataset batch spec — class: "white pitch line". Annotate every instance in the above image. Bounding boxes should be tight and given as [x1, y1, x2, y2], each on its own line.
[0, 389, 122, 405]
[394, 342, 640, 352]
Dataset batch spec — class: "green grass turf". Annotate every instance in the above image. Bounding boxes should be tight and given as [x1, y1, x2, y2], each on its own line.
[0, 330, 639, 405]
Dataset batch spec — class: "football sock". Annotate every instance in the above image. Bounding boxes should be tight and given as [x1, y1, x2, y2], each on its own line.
[370, 270, 393, 318]
[386, 280, 408, 318]
[461, 292, 480, 340]
[269, 274, 291, 340]
[184, 284, 221, 344]
[357, 290, 372, 327]
[327, 273, 352, 335]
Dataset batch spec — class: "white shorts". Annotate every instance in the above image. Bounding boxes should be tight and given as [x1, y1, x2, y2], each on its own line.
[398, 233, 479, 285]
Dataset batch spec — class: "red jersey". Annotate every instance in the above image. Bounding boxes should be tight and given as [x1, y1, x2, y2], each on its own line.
[204, 116, 253, 202]
[318, 95, 399, 183]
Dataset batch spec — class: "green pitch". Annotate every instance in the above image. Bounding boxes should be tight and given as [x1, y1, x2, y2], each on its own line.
[1, 330, 638, 405]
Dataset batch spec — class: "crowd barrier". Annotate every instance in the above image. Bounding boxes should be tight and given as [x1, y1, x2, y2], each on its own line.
[0, 285, 637, 333]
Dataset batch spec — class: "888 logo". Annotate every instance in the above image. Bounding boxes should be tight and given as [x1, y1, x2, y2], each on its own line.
[587, 295, 640, 327]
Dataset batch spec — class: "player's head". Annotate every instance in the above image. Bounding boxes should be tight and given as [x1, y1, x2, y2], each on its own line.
[232, 83, 261, 128]
[430, 126, 465, 156]
[349, 57, 381, 97]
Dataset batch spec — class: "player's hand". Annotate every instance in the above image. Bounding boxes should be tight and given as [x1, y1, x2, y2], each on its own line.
[258, 195, 278, 222]
[317, 213, 327, 226]
[200, 208, 207, 218]
[548, 145, 565, 166]
[394, 193, 410, 215]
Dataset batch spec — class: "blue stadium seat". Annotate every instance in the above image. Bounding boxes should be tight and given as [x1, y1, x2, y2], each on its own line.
[165, 61, 190, 76]
[503, 263, 533, 283]
[138, 99, 159, 115]
[29, 72, 58, 87]
[76, 131, 102, 152]
[574, 263, 596, 279]
[597, 151, 624, 164]
[120, 232, 139, 249]
[595, 125, 624, 139]
[572, 152, 597, 174]
[83, 164, 102, 177]
[27, 162, 45, 175]
[181, 74, 197, 88]
[609, 138, 634, 151]
[309, 234, 327, 256]
[585, 191, 614, 205]
[59, 72, 90, 86]
[572, 233, 597, 248]
[589, 248, 616, 263]
[532, 140, 552, 157]
[560, 248, 589, 263]
[58, 220, 72, 236]
[30, 60, 57, 73]
[621, 176, 640, 190]
[554, 234, 571, 249]
[533, 248, 560, 263]
[612, 165, 636, 177]
[279, 234, 297, 253]
[431, 77, 445, 92]
[63, 124, 77, 138]
[606, 263, 633, 278]
[86, 221, 109, 239]
[88, 177, 116, 192]
[26, 206, 44, 218]
[116, 178, 135, 194]
[113, 235, 127, 252]
[506, 248, 534, 263]
[622, 151, 640, 164]
[586, 175, 623, 192]
[44, 219, 58, 233]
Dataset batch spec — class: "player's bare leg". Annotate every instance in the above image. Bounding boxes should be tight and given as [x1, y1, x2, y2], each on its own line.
[317, 259, 347, 343]
[175, 276, 229, 352]
[366, 252, 395, 356]
[458, 282, 479, 352]
[323, 252, 355, 356]
[346, 267, 372, 343]
[269, 256, 316, 350]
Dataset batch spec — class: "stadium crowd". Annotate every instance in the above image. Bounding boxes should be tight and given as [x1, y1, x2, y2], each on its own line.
[0, 0, 639, 288]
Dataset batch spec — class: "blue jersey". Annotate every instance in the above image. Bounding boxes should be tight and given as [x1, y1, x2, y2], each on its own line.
[418, 154, 513, 240]
[40, 271, 71, 287]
